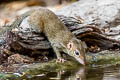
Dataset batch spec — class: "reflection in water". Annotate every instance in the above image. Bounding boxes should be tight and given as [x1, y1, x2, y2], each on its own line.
[30, 67, 86, 80]
[102, 65, 120, 80]
[86, 66, 104, 80]
[86, 65, 120, 80]
[6, 64, 120, 80]
[64, 67, 86, 80]
[29, 65, 120, 80]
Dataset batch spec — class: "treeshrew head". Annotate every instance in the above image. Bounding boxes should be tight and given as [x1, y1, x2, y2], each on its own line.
[67, 38, 86, 65]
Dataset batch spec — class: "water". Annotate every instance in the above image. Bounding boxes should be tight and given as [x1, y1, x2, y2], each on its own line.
[1, 64, 120, 80]
[9, 65, 117, 80]
[86, 64, 120, 80]
[25, 67, 86, 80]
[23, 64, 120, 80]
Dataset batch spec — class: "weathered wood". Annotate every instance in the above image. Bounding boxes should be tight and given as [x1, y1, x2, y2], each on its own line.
[0, 15, 120, 65]
[1, 15, 120, 52]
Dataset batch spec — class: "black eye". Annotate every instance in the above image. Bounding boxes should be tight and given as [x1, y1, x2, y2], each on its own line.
[74, 50, 80, 56]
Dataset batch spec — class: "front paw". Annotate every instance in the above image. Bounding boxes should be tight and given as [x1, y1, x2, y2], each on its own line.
[56, 58, 66, 63]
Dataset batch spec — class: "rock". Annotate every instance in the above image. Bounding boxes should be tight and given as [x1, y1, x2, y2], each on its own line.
[8, 54, 34, 64]
[56, 0, 120, 28]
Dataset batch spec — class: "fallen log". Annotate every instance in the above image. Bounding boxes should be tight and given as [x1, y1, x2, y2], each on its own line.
[0, 15, 120, 65]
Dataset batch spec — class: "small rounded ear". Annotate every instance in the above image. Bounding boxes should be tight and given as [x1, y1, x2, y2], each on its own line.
[67, 42, 73, 50]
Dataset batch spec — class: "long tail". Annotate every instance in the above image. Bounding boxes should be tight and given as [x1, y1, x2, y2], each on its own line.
[0, 10, 35, 36]
[11, 10, 35, 28]
[0, 10, 35, 45]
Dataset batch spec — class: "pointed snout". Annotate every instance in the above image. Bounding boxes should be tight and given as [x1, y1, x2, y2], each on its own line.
[79, 59, 85, 65]
[75, 56, 85, 65]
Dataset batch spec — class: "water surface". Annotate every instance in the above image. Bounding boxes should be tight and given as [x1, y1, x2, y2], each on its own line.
[20, 64, 120, 80]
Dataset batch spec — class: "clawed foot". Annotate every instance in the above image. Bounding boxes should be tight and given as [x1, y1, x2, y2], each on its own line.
[56, 58, 66, 63]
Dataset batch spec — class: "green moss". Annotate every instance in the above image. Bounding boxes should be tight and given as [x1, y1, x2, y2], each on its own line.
[1, 50, 120, 80]
[86, 50, 120, 65]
